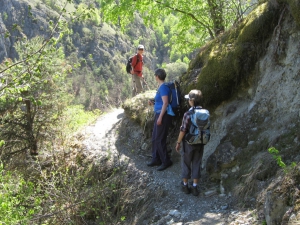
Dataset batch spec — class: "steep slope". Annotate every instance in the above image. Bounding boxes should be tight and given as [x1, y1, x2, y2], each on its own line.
[206, 12, 299, 223]
[123, 1, 300, 224]
[183, 1, 300, 224]
[75, 108, 256, 224]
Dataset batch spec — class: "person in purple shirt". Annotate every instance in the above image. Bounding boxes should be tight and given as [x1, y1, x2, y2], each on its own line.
[147, 68, 173, 171]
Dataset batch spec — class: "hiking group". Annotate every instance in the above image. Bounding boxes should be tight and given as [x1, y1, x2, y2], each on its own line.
[127, 44, 211, 197]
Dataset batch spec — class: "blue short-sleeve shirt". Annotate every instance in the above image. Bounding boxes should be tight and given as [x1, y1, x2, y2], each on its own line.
[154, 84, 169, 112]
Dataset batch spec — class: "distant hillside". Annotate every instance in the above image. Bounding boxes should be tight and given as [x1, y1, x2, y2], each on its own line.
[0, 0, 188, 111]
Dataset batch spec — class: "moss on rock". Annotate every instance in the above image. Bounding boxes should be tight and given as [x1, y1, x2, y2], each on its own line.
[122, 90, 156, 126]
[287, 0, 300, 27]
[184, 2, 280, 109]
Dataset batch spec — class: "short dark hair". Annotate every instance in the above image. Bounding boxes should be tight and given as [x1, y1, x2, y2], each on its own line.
[154, 68, 166, 81]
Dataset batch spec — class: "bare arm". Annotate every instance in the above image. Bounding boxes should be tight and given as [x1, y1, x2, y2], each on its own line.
[176, 131, 186, 152]
[157, 95, 168, 125]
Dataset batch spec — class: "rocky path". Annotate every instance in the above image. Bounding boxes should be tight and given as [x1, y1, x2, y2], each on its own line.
[80, 108, 256, 225]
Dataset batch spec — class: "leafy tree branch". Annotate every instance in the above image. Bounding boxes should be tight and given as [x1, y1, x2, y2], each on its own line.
[98, 0, 256, 53]
[154, 0, 215, 38]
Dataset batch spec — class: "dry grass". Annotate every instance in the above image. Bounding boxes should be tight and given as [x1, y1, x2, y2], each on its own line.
[123, 90, 156, 126]
[233, 152, 274, 202]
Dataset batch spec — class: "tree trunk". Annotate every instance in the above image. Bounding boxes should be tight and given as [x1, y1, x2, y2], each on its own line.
[207, 0, 225, 36]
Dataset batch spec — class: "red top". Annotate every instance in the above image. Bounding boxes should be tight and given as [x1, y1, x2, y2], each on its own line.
[131, 53, 143, 77]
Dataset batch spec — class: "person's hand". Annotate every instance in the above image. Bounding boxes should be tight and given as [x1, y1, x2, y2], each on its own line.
[175, 143, 181, 153]
[157, 117, 162, 125]
[148, 100, 154, 106]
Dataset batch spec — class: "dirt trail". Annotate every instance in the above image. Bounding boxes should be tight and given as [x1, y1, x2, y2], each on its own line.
[80, 108, 255, 225]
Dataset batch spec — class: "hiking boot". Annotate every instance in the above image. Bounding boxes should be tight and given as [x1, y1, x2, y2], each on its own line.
[157, 161, 173, 171]
[181, 182, 190, 194]
[191, 185, 199, 196]
[147, 161, 161, 167]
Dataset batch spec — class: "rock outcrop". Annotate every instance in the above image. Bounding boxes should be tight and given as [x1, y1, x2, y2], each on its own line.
[193, 2, 300, 224]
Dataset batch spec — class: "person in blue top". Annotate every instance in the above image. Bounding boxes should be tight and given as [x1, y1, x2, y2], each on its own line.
[147, 68, 173, 171]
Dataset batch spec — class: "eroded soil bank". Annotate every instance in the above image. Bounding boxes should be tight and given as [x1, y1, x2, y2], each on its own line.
[77, 108, 257, 225]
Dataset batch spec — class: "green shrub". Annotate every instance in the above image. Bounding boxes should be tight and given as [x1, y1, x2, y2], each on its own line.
[61, 105, 101, 134]
[2, 12, 8, 21]
[185, 2, 280, 108]
[287, 0, 300, 26]
[0, 164, 41, 224]
[268, 147, 286, 169]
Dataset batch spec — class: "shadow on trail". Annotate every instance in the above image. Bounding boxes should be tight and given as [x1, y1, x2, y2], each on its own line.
[112, 109, 229, 225]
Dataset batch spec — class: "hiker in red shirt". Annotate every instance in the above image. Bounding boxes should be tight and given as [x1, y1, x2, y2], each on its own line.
[130, 44, 144, 96]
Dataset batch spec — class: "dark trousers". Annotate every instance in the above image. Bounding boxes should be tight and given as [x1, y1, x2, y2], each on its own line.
[181, 142, 204, 179]
[151, 113, 172, 165]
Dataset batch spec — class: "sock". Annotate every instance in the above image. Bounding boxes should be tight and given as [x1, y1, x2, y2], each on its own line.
[193, 183, 197, 187]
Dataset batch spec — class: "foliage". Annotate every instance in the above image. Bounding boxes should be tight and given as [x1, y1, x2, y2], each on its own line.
[42, 0, 60, 11]
[0, 1, 158, 224]
[1, 12, 8, 21]
[268, 147, 297, 175]
[0, 36, 71, 158]
[0, 164, 41, 224]
[181, 2, 279, 109]
[165, 61, 188, 81]
[98, 0, 257, 54]
[67, 52, 133, 109]
[74, 3, 101, 26]
[1, 0, 241, 114]
[61, 105, 101, 134]
[287, 0, 300, 27]
[268, 147, 286, 169]
[0, 153, 132, 224]
[123, 90, 156, 126]
[3, 0, 192, 112]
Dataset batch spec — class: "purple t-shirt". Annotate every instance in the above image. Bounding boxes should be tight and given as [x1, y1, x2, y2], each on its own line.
[154, 84, 170, 112]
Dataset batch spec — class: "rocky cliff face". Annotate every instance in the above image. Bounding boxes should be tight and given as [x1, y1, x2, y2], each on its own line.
[120, 2, 300, 223]
[0, 15, 10, 61]
[0, 0, 51, 61]
[201, 5, 300, 225]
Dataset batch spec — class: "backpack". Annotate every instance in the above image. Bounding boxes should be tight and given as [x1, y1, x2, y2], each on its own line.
[126, 54, 139, 74]
[164, 81, 181, 115]
[185, 107, 211, 145]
